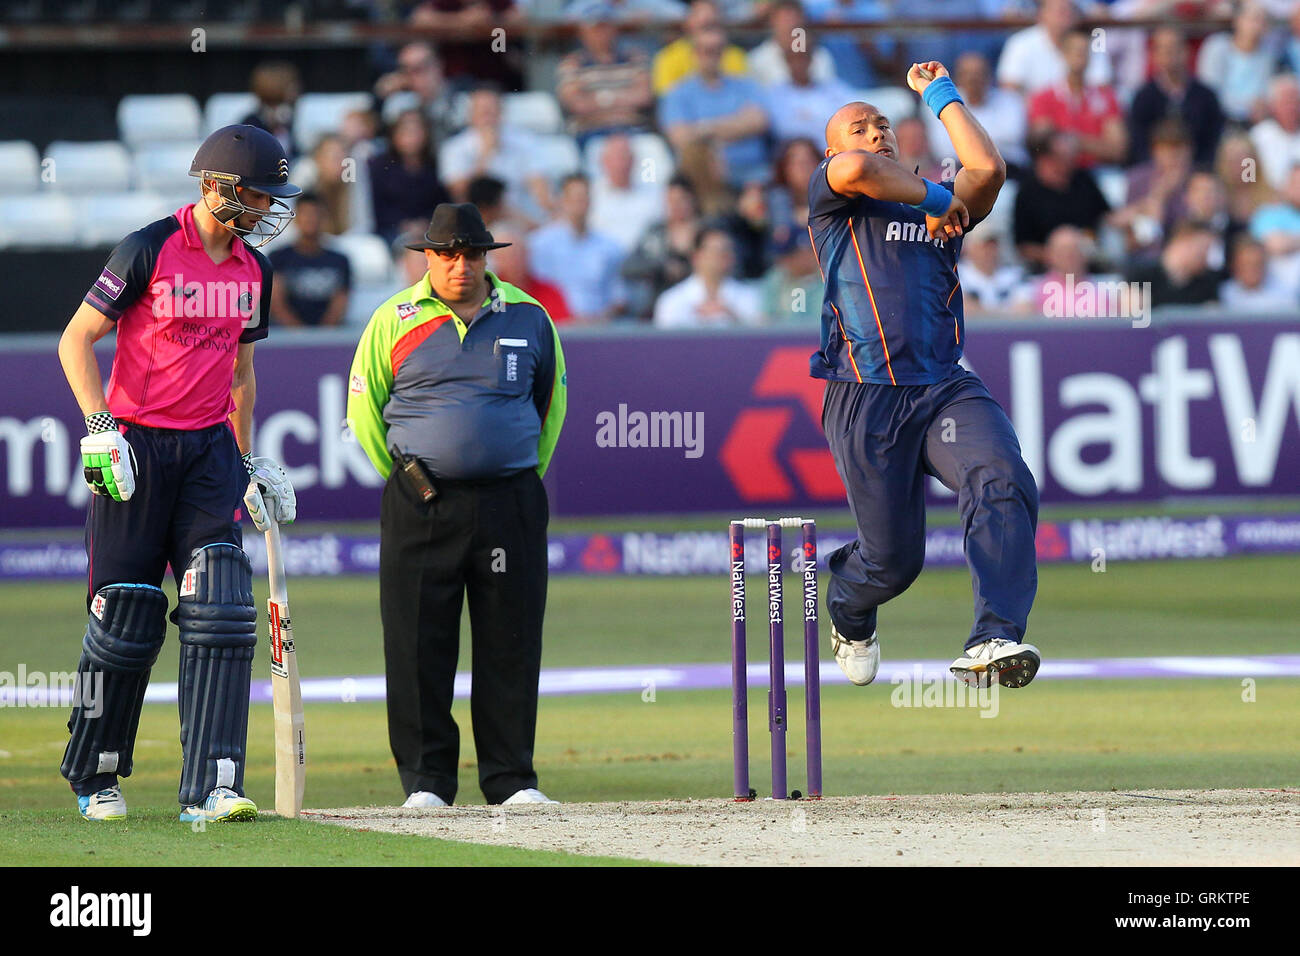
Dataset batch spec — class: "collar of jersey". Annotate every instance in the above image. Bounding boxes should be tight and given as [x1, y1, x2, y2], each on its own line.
[176, 203, 249, 263]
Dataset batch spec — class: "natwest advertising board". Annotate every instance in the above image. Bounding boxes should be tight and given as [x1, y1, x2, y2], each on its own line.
[1, 317, 1298, 527]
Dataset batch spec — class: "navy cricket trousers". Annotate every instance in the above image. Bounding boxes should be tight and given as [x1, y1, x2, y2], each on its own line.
[822, 367, 1039, 650]
[85, 422, 245, 606]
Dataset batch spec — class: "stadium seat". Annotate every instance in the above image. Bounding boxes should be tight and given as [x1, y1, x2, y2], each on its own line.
[204, 92, 260, 136]
[294, 92, 372, 154]
[0, 141, 42, 194]
[78, 192, 172, 247]
[43, 141, 132, 194]
[330, 233, 394, 286]
[531, 134, 582, 180]
[132, 141, 203, 195]
[582, 131, 675, 185]
[853, 87, 915, 123]
[117, 94, 203, 147]
[0, 195, 79, 248]
[502, 92, 564, 135]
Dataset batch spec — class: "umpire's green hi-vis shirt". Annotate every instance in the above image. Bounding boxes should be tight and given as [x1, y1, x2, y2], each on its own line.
[347, 271, 567, 481]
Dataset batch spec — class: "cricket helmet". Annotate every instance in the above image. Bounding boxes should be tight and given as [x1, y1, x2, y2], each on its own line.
[189, 124, 302, 247]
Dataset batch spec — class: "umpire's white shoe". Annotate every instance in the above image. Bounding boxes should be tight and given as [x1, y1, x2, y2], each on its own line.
[503, 788, 559, 805]
[402, 791, 449, 808]
[831, 624, 879, 685]
[78, 785, 127, 821]
[951, 638, 1041, 689]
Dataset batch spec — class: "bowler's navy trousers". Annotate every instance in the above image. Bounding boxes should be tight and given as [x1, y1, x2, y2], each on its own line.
[822, 367, 1039, 650]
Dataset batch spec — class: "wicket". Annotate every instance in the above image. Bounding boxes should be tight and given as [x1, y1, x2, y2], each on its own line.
[730, 517, 822, 801]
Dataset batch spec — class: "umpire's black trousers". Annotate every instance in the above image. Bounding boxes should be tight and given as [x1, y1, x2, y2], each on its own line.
[379, 466, 549, 805]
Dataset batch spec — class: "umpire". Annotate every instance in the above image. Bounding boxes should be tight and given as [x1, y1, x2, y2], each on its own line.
[347, 204, 567, 807]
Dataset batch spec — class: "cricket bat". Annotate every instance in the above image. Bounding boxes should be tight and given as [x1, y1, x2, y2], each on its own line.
[264, 520, 305, 817]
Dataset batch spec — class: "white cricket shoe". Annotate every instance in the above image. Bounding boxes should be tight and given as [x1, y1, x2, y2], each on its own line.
[402, 790, 449, 808]
[78, 785, 126, 821]
[951, 638, 1041, 689]
[831, 624, 879, 686]
[503, 788, 559, 805]
[179, 786, 257, 822]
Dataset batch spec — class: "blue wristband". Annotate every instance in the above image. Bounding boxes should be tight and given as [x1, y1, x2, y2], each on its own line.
[921, 75, 964, 118]
[910, 179, 951, 218]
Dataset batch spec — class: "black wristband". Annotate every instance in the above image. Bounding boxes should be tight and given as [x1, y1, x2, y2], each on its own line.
[85, 412, 117, 435]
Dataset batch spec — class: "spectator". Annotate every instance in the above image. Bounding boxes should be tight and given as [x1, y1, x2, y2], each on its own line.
[466, 175, 514, 227]
[1249, 74, 1300, 191]
[556, 18, 655, 151]
[529, 174, 628, 322]
[440, 87, 553, 221]
[767, 137, 820, 244]
[1219, 235, 1297, 310]
[718, 180, 773, 280]
[1175, 170, 1236, 269]
[374, 42, 458, 140]
[1196, 1, 1277, 123]
[487, 224, 574, 323]
[368, 109, 453, 243]
[241, 61, 301, 158]
[405, 0, 524, 89]
[895, 116, 945, 184]
[1126, 223, 1223, 307]
[622, 175, 702, 317]
[922, 51, 1028, 170]
[760, 227, 823, 323]
[660, 26, 770, 187]
[1114, 118, 1194, 260]
[803, 0, 895, 88]
[1279, 4, 1300, 75]
[338, 110, 381, 234]
[590, 133, 665, 252]
[1014, 225, 1117, 315]
[748, 1, 839, 87]
[566, 0, 689, 22]
[1128, 26, 1225, 168]
[653, 0, 749, 96]
[393, 230, 431, 286]
[1014, 131, 1112, 268]
[268, 195, 351, 328]
[1249, 164, 1300, 257]
[675, 139, 736, 217]
[307, 135, 356, 235]
[764, 44, 855, 145]
[1028, 27, 1127, 168]
[653, 226, 763, 327]
[997, 0, 1112, 97]
[960, 230, 1025, 313]
[1216, 131, 1277, 227]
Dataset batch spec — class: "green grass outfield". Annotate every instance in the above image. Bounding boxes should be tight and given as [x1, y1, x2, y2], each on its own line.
[2, 554, 1297, 865]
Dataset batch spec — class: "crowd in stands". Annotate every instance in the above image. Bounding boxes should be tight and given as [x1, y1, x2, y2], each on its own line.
[8, 0, 1300, 327]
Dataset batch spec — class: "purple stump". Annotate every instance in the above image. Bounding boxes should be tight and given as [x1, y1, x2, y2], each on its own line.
[803, 520, 822, 798]
[730, 521, 750, 800]
[768, 521, 787, 800]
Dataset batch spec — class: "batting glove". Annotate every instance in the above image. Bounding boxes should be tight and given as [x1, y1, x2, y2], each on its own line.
[243, 454, 296, 526]
[81, 412, 137, 502]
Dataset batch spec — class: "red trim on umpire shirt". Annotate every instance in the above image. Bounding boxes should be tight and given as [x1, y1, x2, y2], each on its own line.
[390, 315, 451, 378]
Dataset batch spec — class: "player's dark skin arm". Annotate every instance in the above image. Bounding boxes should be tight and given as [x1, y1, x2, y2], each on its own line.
[58, 302, 116, 417]
[229, 342, 256, 455]
[912, 61, 1007, 222]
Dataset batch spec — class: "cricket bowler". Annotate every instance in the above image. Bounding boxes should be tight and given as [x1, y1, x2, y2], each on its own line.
[810, 63, 1041, 689]
[57, 125, 301, 822]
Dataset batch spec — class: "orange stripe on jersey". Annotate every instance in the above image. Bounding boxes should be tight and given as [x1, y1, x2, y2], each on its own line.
[809, 225, 863, 383]
[947, 262, 961, 344]
[849, 221, 896, 386]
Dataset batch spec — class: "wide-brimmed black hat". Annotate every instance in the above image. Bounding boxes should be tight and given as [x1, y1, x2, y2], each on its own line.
[404, 203, 511, 252]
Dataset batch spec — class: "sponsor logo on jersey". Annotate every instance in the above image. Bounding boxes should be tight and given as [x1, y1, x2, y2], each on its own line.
[396, 302, 421, 321]
[95, 268, 125, 300]
[349, 374, 366, 396]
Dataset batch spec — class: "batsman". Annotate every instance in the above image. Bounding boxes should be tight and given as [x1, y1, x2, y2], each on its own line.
[811, 63, 1041, 690]
[56, 126, 300, 822]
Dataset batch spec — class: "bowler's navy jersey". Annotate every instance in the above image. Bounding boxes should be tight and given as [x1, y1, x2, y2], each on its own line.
[808, 157, 970, 385]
